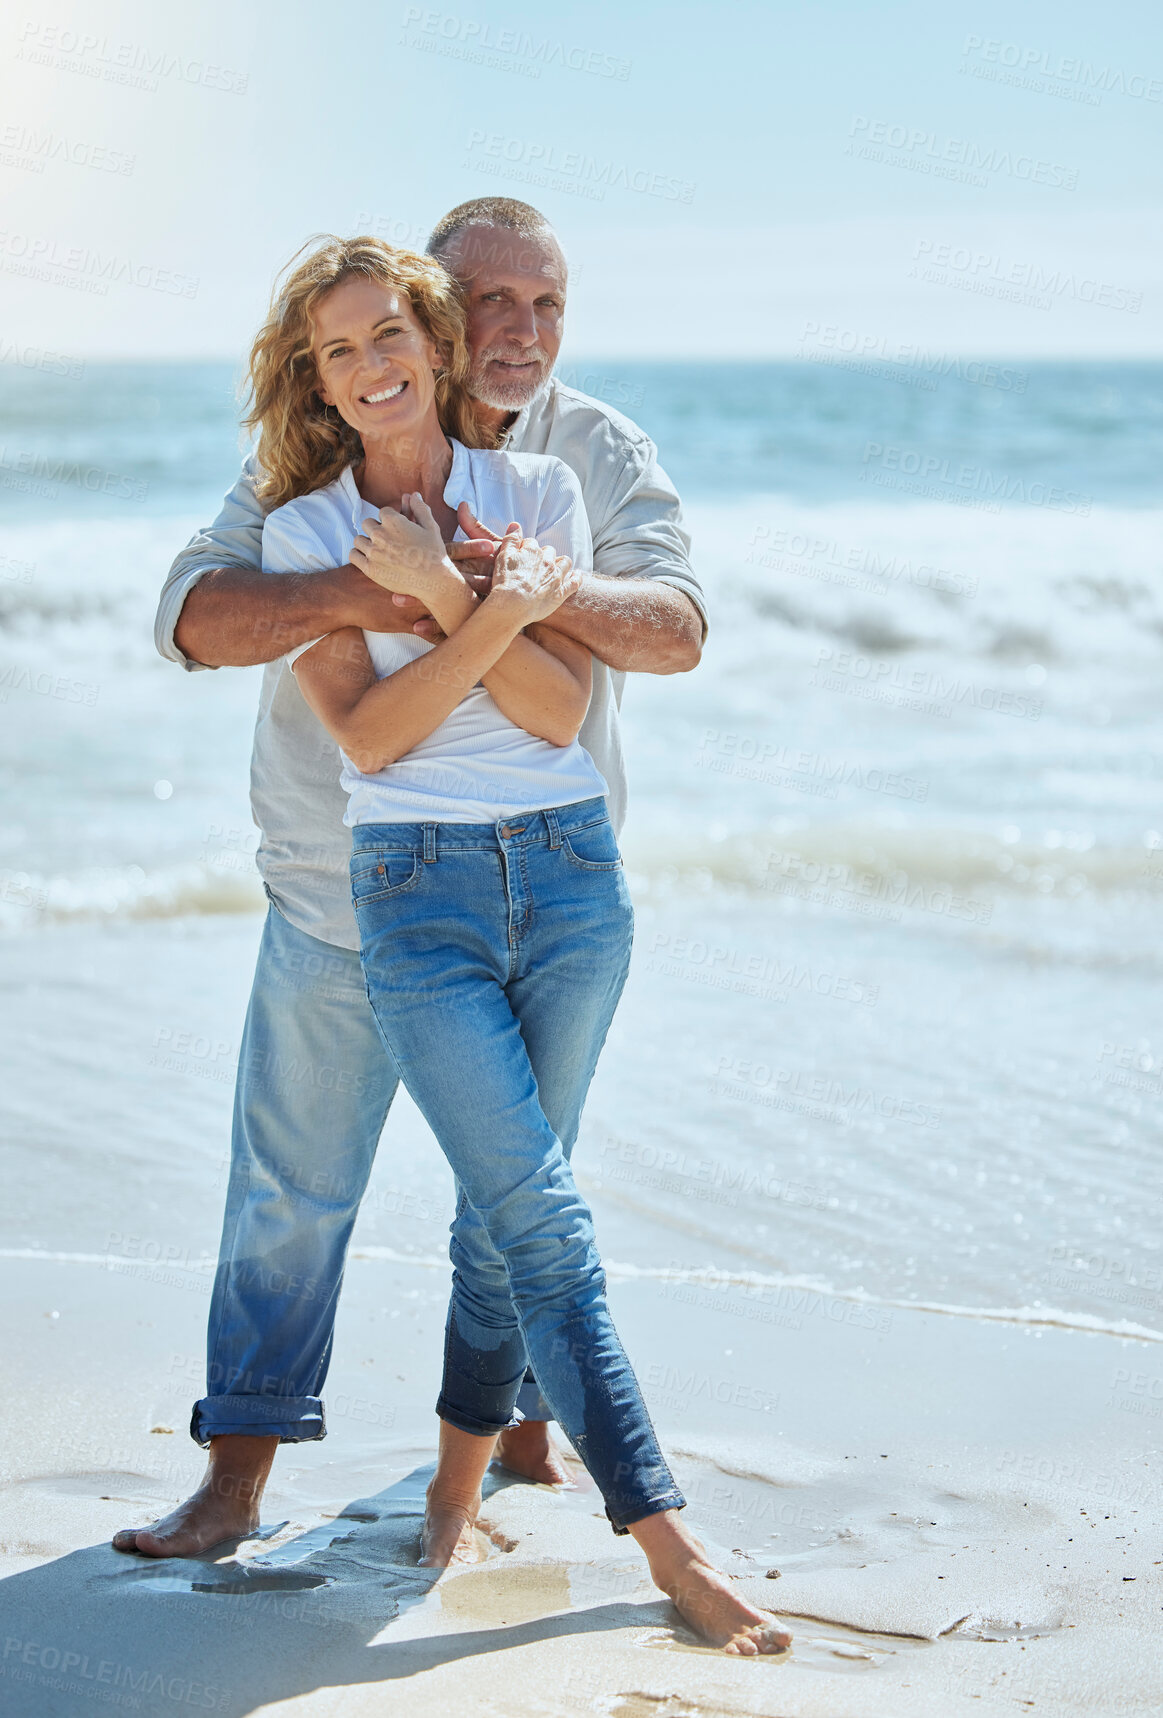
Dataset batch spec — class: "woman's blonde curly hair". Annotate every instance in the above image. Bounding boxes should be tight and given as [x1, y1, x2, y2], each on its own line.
[245, 234, 492, 510]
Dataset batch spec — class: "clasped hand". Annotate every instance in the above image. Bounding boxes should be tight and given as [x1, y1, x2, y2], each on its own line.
[350, 495, 579, 633]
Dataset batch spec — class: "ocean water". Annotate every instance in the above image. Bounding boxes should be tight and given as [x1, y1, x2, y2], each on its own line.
[2, 359, 1161, 1336]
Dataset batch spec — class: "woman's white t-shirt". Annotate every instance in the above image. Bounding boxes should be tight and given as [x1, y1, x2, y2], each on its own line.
[261, 441, 608, 826]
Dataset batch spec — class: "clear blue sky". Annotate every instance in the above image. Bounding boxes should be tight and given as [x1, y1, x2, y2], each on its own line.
[1, 0, 1159, 357]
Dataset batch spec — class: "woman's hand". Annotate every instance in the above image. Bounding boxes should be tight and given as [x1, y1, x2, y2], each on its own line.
[487, 528, 582, 625]
[349, 494, 459, 610]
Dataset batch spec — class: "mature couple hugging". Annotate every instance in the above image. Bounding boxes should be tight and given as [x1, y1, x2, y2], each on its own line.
[113, 196, 789, 1656]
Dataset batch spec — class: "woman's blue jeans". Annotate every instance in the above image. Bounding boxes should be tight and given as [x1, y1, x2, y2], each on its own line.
[351, 798, 684, 1534]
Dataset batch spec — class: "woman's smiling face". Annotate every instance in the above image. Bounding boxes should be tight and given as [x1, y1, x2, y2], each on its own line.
[311, 274, 445, 445]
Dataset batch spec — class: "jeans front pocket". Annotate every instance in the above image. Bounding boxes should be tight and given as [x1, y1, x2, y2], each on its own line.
[561, 817, 623, 872]
[350, 849, 421, 909]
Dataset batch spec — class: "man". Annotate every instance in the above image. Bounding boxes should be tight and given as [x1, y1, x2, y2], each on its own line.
[114, 197, 705, 1557]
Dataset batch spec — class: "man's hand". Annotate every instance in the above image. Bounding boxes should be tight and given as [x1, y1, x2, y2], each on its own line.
[342, 574, 435, 635]
[447, 499, 502, 597]
[409, 503, 515, 641]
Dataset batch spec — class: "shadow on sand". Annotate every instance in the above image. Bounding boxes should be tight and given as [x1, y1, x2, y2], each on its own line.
[0, 1463, 671, 1716]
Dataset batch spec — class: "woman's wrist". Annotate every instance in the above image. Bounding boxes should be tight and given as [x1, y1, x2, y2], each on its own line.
[483, 586, 544, 627]
[425, 563, 479, 633]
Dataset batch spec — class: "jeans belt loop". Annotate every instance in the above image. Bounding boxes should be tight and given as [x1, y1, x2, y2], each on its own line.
[545, 807, 562, 850]
[422, 823, 437, 863]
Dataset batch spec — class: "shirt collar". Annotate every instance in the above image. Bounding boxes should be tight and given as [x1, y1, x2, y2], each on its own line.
[339, 464, 372, 525]
[442, 437, 469, 506]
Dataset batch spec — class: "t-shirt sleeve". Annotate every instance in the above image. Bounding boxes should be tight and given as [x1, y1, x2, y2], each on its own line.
[261, 503, 337, 576]
[532, 459, 594, 570]
[261, 502, 339, 667]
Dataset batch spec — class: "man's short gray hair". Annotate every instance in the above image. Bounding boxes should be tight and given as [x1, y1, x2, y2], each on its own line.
[427, 198, 561, 271]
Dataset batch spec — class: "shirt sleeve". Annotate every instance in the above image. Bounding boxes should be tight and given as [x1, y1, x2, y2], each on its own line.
[153, 454, 266, 671]
[585, 421, 707, 638]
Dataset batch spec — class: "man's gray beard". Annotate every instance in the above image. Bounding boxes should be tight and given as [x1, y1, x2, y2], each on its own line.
[469, 352, 552, 412]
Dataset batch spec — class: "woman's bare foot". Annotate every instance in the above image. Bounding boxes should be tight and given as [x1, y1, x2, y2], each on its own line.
[417, 1419, 500, 1570]
[111, 1434, 277, 1558]
[629, 1510, 792, 1656]
[493, 1418, 574, 1486]
[419, 1484, 486, 1567]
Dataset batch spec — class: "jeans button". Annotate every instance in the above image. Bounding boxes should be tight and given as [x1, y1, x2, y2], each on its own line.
[500, 825, 511, 839]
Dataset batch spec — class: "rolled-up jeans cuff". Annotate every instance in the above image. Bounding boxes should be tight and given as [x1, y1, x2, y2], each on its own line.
[514, 1377, 553, 1421]
[190, 1393, 326, 1447]
[608, 1489, 687, 1536]
[436, 1394, 521, 1439]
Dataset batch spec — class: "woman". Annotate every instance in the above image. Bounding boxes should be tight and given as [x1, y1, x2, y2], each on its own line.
[254, 234, 789, 1656]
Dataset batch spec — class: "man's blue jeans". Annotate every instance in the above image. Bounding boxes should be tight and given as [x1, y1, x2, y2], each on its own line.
[193, 900, 397, 1445]
[194, 898, 608, 1442]
[194, 903, 559, 1443]
[350, 798, 683, 1532]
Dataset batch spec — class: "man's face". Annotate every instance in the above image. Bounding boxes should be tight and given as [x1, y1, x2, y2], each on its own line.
[443, 226, 567, 413]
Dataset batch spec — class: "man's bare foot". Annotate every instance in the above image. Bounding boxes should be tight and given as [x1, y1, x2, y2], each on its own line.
[494, 1418, 574, 1487]
[629, 1510, 792, 1656]
[111, 1434, 277, 1558]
